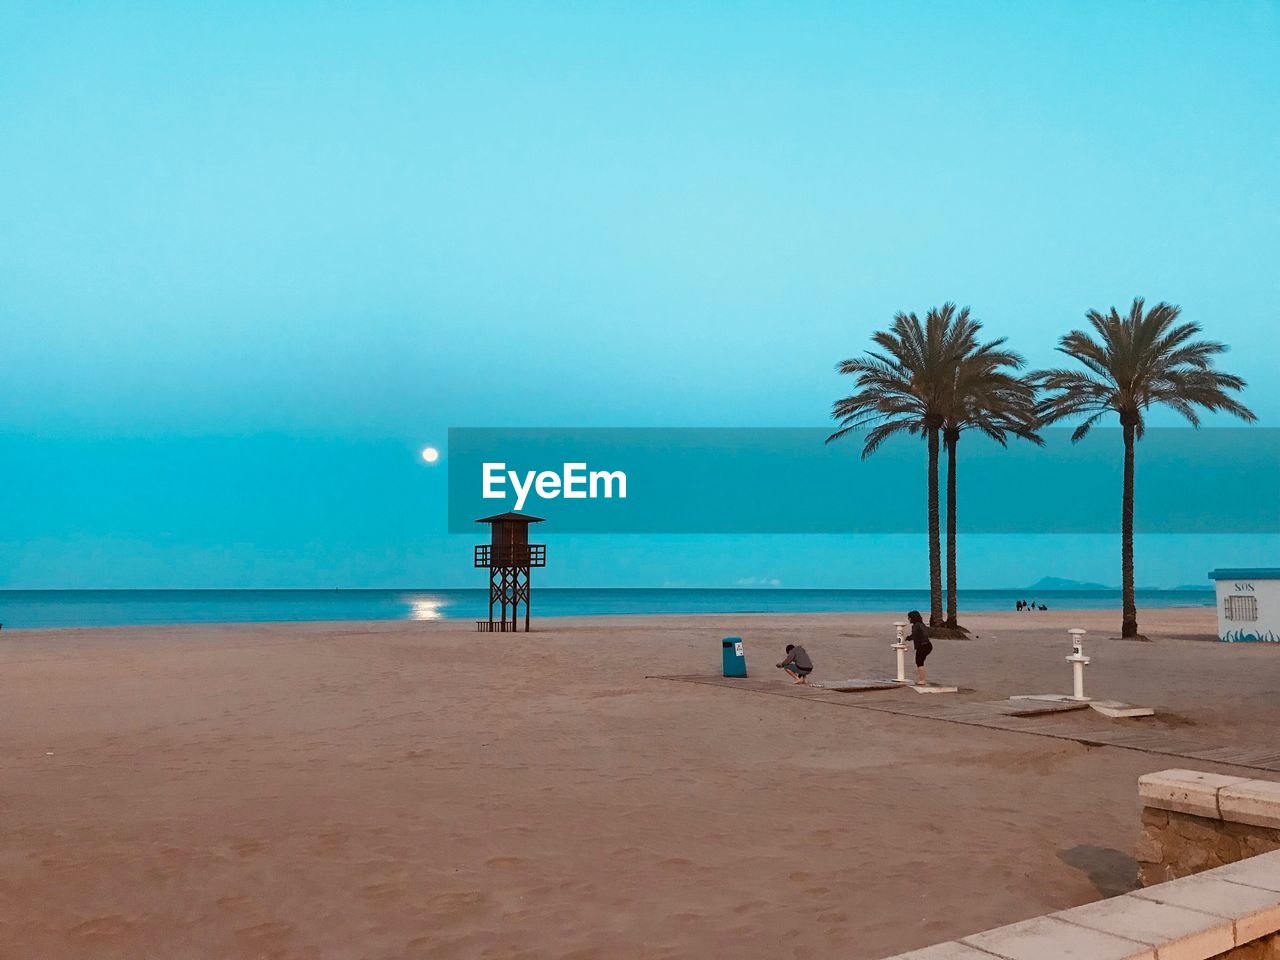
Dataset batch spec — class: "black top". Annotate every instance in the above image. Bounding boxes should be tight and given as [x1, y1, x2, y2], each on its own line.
[910, 622, 931, 649]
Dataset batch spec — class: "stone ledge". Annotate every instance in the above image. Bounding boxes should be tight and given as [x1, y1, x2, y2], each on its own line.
[890, 943, 1003, 959]
[1137, 806, 1280, 887]
[1054, 893, 1233, 957]
[962, 915, 1154, 960]
[1132, 872, 1280, 944]
[1222, 781, 1280, 831]
[1215, 850, 1280, 894]
[876, 849, 1280, 960]
[1222, 932, 1280, 959]
[1139, 769, 1252, 819]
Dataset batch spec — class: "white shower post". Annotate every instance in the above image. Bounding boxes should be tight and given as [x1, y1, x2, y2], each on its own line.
[892, 622, 909, 683]
[1066, 628, 1090, 701]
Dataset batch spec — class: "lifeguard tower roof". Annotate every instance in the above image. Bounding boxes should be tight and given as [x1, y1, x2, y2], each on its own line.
[1208, 568, 1280, 580]
[476, 512, 546, 524]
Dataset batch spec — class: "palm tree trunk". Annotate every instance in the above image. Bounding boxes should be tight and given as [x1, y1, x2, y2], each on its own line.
[1121, 422, 1139, 638]
[927, 426, 943, 626]
[945, 430, 958, 628]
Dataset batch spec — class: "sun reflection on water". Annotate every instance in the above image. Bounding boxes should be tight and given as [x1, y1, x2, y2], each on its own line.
[408, 598, 445, 621]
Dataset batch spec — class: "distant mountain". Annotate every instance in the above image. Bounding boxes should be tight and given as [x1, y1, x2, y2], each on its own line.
[1026, 576, 1112, 591]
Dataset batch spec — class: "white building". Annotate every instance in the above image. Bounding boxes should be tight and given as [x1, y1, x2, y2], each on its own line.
[1209, 568, 1280, 643]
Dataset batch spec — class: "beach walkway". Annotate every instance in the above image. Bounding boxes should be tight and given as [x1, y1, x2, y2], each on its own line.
[652, 674, 1280, 774]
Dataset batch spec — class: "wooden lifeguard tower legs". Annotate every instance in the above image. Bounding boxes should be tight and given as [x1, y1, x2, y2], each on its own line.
[487, 564, 532, 632]
[474, 512, 546, 633]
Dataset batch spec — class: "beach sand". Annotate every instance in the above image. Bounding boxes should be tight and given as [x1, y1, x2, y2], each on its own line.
[3, 606, 1276, 959]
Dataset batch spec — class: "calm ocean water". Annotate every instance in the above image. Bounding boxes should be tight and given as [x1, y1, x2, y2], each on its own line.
[0, 588, 1214, 630]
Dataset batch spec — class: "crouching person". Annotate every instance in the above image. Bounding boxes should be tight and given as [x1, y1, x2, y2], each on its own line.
[776, 644, 813, 684]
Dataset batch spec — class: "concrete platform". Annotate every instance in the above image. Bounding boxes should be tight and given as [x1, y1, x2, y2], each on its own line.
[908, 683, 958, 694]
[812, 678, 903, 692]
[1012, 693, 1154, 718]
[999, 697, 1092, 716]
[1012, 693, 1092, 704]
[1090, 699, 1156, 718]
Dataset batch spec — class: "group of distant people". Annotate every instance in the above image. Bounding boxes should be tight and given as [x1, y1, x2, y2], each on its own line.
[776, 608, 935, 686]
[1016, 600, 1048, 611]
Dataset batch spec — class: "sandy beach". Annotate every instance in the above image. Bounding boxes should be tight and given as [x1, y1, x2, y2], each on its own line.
[4, 606, 1277, 959]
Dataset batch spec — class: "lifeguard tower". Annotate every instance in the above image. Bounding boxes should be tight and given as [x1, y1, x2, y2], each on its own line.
[474, 512, 546, 632]
[1209, 568, 1280, 643]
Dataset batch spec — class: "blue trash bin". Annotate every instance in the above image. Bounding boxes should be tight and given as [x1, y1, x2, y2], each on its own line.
[722, 636, 747, 678]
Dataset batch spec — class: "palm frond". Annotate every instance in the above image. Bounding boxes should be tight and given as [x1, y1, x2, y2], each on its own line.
[1034, 297, 1255, 441]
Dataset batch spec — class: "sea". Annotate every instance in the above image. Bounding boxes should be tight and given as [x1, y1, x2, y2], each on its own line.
[0, 588, 1215, 630]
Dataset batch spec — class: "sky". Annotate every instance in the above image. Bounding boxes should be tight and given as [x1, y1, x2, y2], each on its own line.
[1, 1, 1277, 589]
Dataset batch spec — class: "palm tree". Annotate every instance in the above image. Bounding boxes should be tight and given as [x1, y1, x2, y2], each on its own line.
[941, 346, 1042, 628]
[1035, 298, 1255, 638]
[827, 304, 981, 626]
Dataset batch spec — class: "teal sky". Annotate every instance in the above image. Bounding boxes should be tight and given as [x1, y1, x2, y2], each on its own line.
[2, 2, 1277, 588]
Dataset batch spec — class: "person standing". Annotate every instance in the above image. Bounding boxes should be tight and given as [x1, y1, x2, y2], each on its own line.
[907, 609, 933, 685]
